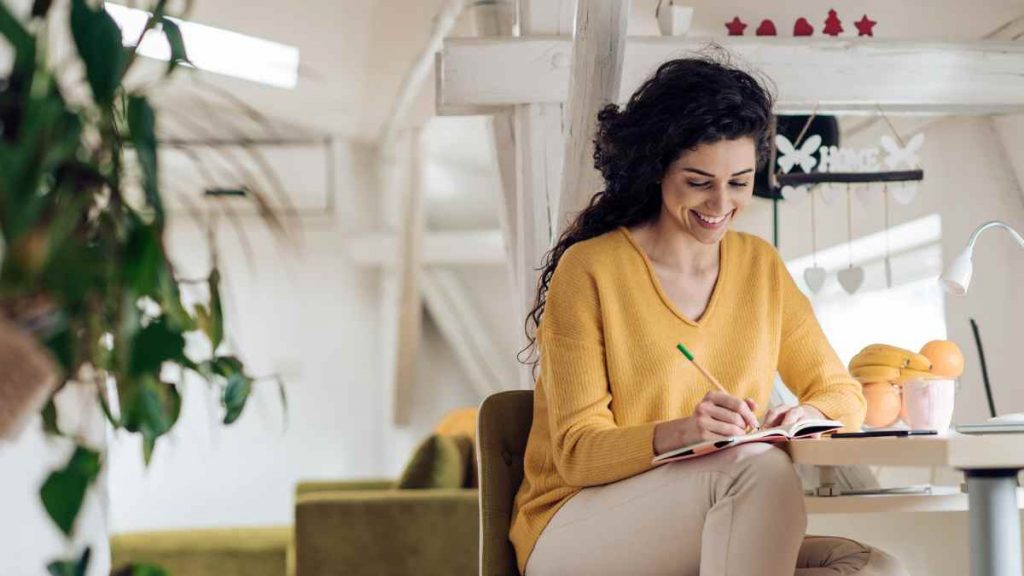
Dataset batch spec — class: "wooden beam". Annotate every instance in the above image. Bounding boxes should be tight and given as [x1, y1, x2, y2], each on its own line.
[556, 0, 628, 233]
[345, 229, 505, 267]
[420, 268, 510, 398]
[439, 37, 1024, 115]
[391, 130, 427, 425]
[381, 0, 465, 150]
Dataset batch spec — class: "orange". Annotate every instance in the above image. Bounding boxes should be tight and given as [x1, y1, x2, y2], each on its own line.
[862, 382, 902, 428]
[920, 340, 965, 379]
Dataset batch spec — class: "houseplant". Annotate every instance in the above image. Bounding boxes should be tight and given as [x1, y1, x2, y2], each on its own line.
[0, 0, 283, 572]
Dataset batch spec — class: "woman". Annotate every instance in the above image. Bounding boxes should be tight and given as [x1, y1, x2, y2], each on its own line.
[510, 56, 908, 576]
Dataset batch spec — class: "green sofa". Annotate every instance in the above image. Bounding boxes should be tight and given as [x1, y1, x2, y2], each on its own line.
[110, 526, 293, 576]
[294, 479, 479, 576]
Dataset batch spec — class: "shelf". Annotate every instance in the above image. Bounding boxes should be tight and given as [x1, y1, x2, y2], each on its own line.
[806, 487, 1024, 514]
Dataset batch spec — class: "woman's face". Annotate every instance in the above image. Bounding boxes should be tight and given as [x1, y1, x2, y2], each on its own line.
[659, 137, 757, 245]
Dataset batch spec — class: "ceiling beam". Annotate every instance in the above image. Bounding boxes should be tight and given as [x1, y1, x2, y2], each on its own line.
[345, 229, 505, 267]
[391, 130, 427, 425]
[556, 0, 628, 234]
[439, 37, 1024, 115]
[420, 268, 510, 398]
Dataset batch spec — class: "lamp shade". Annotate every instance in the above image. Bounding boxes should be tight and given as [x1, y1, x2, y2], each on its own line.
[940, 248, 974, 296]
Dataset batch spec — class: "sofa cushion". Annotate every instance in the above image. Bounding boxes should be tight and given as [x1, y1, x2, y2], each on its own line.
[110, 526, 292, 576]
[397, 434, 472, 489]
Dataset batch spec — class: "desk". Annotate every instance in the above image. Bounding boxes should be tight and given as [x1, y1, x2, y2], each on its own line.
[784, 434, 1024, 576]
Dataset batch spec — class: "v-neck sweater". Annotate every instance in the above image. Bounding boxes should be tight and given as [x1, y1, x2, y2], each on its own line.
[510, 227, 866, 573]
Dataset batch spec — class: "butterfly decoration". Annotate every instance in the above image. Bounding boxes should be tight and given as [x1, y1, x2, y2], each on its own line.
[881, 133, 925, 170]
[775, 134, 822, 174]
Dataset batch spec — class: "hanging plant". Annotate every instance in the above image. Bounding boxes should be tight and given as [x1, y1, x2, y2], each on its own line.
[0, 1, 286, 572]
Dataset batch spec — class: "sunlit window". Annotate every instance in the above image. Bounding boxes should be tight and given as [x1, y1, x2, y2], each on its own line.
[773, 214, 947, 405]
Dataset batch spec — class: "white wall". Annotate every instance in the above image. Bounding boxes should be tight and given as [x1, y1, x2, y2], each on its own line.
[732, 115, 1024, 575]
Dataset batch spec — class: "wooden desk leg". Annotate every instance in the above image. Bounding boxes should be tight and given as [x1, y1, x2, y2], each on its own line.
[965, 469, 1022, 576]
[813, 466, 843, 497]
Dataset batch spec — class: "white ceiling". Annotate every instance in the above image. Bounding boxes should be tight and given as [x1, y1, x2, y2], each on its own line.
[15, 0, 1023, 230]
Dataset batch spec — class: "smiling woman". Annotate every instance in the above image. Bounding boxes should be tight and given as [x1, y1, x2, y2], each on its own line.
[511, 55, 909, 576]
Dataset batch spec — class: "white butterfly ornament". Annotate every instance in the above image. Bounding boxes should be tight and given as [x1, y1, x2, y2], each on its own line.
[880, 133, 924, 170]
[776, 134, 822, 174]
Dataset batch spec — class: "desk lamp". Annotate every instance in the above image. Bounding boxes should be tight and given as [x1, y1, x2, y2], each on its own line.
[940, 220, 1024, 424]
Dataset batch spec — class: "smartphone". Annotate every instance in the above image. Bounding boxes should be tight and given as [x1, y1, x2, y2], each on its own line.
[831, 429, 937, 438]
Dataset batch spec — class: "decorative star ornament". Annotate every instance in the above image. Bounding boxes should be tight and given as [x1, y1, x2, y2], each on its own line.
[855, 14, 877, 37]
[725, 16, 748, 36]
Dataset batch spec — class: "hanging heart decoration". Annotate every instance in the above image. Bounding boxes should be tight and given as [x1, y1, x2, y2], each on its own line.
[781, 185, 809, 203]
[804, 266, 827, 294]
[891, 183, 918, 205]
[837, 266, 865, 294]
[820, 185, 843, 205]
[854, 185, 877, 205]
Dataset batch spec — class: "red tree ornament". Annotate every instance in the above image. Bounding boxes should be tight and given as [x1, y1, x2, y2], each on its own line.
[725, 16, 748, 36]
[823, 9, 843, 36]
[855, 14, 877, 37]
[793, 17, 814, 36]
[756, 19, 778, 36]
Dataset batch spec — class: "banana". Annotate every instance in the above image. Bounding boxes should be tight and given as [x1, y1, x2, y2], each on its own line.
[850, 365, 901, 383]
[852, 345, 932, 372]
[897, 368, 940, 384]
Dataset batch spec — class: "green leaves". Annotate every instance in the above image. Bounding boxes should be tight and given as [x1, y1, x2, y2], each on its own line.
[40, 447, 101, 537]
[120, 375, 182, 464]
[195, 269, 224, 351]
[160, 18, 190, 74]
[222, 372, 251, 424]
[126, 95, 162, 224]
[70, 0, 125, 105]
[0, 1, 36, 80]
[201, 355, 252, 424]
[46, 547, 90, 576]
[130, 316, 186, 375]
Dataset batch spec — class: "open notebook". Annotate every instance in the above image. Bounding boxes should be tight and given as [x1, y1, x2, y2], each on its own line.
[652, 419, 843, 465]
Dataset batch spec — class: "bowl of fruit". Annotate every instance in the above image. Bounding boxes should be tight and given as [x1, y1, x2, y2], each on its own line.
[848, 340, 965, 431]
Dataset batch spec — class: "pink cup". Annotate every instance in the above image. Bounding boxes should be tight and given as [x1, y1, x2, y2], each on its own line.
[901, 379, 956, 432]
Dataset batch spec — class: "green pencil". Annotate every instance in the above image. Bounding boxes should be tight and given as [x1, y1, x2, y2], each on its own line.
[677, 342, 761, 430]
[676, 343, 727, 394]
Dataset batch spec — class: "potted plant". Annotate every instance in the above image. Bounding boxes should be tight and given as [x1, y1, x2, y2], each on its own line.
[0, 1, 283, 572]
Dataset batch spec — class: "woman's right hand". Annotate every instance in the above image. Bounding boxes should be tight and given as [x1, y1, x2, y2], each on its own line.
[653, 391, 759, 455]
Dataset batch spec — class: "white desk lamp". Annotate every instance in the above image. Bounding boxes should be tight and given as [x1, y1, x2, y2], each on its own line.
[940, 220, 1024, 425]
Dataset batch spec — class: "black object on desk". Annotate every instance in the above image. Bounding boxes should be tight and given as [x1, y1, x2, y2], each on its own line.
[831, 429, 937, 438]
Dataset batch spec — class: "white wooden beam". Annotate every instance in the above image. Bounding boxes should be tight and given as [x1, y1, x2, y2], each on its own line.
[439, 37, 1024, 115]
[391, 130, 427, 425]
[345, 229, 505, 267]
[503, 0, 577, 387]
[420, 268, 510, 398]
[556, 0, 628, 233]
[381, 0, 465, 150]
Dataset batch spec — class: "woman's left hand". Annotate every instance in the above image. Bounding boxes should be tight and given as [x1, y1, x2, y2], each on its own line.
[762, 404, 826, 429]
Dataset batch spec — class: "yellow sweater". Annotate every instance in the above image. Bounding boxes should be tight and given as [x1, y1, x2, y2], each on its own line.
[510, 227, 866, 573]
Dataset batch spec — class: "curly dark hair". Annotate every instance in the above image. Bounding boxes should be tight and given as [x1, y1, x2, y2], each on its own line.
[522, 53, 776, 366]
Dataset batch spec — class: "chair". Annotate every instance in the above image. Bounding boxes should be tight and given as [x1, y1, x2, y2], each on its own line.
[477, 390, 534, 576]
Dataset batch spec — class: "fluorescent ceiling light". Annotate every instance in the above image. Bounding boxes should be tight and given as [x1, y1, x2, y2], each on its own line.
[104, 2, 300, 89]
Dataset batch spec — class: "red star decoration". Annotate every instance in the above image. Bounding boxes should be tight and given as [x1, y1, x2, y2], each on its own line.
[855, 14, 877, 37]
[725, 16, 747, 36]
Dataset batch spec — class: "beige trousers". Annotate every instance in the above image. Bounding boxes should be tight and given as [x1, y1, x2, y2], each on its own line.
[526, 444, 908, 576]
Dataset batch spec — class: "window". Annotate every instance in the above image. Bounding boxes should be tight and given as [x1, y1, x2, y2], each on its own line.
[772, 214, 947, 406]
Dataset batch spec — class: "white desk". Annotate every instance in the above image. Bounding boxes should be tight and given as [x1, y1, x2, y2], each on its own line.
[784, 434, 1024, 576]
